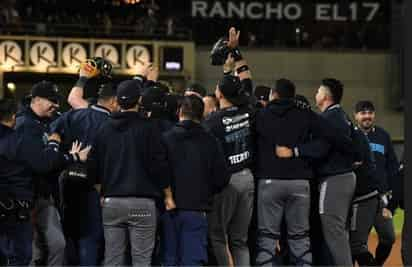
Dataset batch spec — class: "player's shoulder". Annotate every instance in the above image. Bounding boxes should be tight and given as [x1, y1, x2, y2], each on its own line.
[374, 126, 391, 138]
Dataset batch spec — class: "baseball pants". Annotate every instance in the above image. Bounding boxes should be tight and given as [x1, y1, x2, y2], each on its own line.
[350, 196, 379, 265]
[319, 172, 356, 266]
[256, 179, 312, 266]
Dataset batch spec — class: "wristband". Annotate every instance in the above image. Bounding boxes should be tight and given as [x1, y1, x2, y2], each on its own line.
[75, 76, 89, 88]
[231, 47, 243, 61]
[236, 65, 249, 74]
[380, 194, 389, 207]
[293, 147, 300, 158]
[72, 153, 79, 163]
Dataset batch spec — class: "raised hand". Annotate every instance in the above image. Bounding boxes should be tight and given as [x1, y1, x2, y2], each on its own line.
[78, 145, 92, 162]
[227, 27, 240, 49]
[135, 60, 153, 78]
[147, 65, 159, 81]
[223, 53, 235, 73]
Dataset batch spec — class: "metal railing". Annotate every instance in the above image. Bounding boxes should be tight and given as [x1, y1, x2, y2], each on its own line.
[0, 23, 193, 41]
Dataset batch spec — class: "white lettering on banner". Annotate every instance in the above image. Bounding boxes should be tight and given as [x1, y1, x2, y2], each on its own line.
[284, 3, 302, 20]
[229, 151, 250, 165]
[192, 0, 208, 18]
[227, 1, 245, 18]
[62, 43, 87, 68]
[265, 2, 283, 20]
[191, 1, 381, 21]
[333, 4, 347, 21]
[95, 44, 119, 65]
[349, 2, 358, 21]
[126, 45, 150, 69]
[209, 1, 226, 18]
[316, 4, 331, 21]
[0, 41, 22, 66]
[364, 2, 380, 21]
[30, 42, 56, 68]
[246, 2, 264, 20]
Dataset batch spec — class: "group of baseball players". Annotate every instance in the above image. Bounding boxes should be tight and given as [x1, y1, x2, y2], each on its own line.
[0, 27, 403, 266]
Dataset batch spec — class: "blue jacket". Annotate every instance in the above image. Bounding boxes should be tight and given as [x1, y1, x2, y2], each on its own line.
[0, 123, 69, 201]
[162, 120, 230, 211]
[50, 104, 111, 149]
[314, 104, 355, 178]
[15, 108, 73, 199]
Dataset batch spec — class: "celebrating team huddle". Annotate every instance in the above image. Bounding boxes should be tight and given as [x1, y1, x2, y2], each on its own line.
[0, 28, 402, 267]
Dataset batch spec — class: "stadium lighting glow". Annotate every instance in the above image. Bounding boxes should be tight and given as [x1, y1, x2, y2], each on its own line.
[7, 82, 16, 92]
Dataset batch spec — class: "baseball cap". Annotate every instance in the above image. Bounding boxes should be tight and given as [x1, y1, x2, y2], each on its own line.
[273, 79, 295, 99]
[116, 80, 142, 104]
[218, 75, 249, 106]
[97, 83, 117, 98]
[355, 100, 375, 113]
[254, 85, 271, 101]
[30, 81, 60, 104]
[141, 86, 167, 111]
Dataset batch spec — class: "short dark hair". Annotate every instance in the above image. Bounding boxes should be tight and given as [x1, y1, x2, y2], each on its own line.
[180, 95, 204, 122]
[0, 98, 17, 122]
[119, 99, 139, 110]
[355, 100, 375, 113]
[273, 79, 295, 99]
[321, 78, 344, 104]
[97, 83, 117, 102]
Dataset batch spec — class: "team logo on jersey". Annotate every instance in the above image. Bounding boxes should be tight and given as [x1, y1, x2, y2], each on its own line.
[222, 113, 250, 125]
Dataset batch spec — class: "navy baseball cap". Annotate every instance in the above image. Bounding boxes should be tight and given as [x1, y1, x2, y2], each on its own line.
[30, 81, 60, 104]
[218, 75, 249, 106]
[141, 86, 167, 111]
[116, 80, 142, 104]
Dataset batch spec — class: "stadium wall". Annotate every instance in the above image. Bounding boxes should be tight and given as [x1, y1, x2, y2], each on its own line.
[195, 48, 404, 140]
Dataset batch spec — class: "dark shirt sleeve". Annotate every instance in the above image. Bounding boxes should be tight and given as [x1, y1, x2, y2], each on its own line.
[297, 139, 331, 159]
[16, 126, 68, 174]
[49, 112, 68, 136]
[241, 78, 253, 96]
[202, 117, 221, 141]
[384, 133, 400, 211]
[385, 134, 400, 187]
[147, 124, 170, 190]
[87, 138, 101, 186]
[210, 137, 231, 194]
[297, 111, 354, 159]
[356, 132, 381, 192]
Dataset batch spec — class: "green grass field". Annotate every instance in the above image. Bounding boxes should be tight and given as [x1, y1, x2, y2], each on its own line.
[371, 208, 404, 234]
[393, 209, 404, 234]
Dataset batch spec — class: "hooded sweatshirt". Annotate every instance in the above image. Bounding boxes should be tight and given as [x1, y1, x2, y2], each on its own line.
[162, 120, 230, 211]
[255, 98, 354, 180]
[88, 111, 170, 198]
[255, 99, 316, 179]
